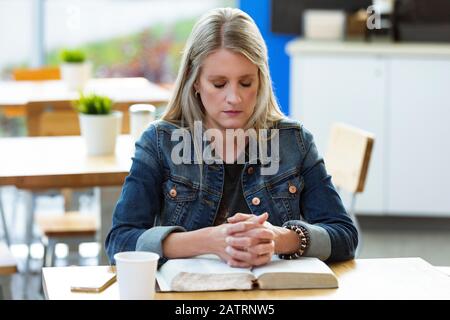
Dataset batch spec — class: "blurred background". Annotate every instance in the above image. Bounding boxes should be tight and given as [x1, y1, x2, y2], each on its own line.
[0, 0, 449, 299]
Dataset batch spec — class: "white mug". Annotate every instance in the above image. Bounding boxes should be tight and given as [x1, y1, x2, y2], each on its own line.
[129, 104, 156, 142]
[114, 251, 159, 300]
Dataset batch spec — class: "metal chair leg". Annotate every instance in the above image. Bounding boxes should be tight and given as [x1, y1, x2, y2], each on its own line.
[24, 192, 37, 274]
[39, 238, 51, 296]
[348, 193, 362, 257]
[10, 189, 20, 239]
[42, 238, 49, 268]
[47, 239, 57, 267]
[0, 276, 13, 300]
[22, 192, 37, 299]
[0, 190, 11, 246]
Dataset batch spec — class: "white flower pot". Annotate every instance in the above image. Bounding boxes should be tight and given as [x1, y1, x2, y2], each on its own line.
[61, 62, 92, 91]
[79, 111, 123, 156]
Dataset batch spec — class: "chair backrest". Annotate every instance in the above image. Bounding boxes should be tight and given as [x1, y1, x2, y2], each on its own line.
[12, 67, 61, 81]
[25, 101, 80, 136]
[325, 123, 375, 194]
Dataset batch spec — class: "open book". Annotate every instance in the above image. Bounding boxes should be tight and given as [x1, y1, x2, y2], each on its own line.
[156, 255, 338, 292]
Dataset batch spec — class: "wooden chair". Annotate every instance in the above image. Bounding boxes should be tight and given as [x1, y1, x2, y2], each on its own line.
[25, 101, 80, 137]
[25, 101, 133, 269]
[1, 67, 62, 134]
[0, 242, 18, 300]
[37, 212, 97, 267]
[325, 123, 375, 257]
[21, 100, 94, 270]
[22, 100, 93, 268]
[12, 67, 61, 81]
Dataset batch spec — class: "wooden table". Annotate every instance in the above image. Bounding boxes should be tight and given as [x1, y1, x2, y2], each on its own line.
[42, 257, 450, 300]
[0, 135, 134, 265]
[0, 77, 171, 108]
[0, 77, 171, 136]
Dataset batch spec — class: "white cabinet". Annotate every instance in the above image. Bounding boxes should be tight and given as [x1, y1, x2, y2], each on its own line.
[291, 54, 387, 213]
[287, 40, 450, 216]
[388, 58, 450, 214]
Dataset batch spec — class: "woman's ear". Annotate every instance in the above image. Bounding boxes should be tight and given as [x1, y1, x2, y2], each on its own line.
[193, 82, 199, 93]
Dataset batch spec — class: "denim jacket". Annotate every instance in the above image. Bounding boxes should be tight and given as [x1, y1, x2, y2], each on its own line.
[105, 118, 358, 265]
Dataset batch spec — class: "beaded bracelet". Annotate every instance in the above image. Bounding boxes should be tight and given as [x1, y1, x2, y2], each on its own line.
[278, 224, 310, 260]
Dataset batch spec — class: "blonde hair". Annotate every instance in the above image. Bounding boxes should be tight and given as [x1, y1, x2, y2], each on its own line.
[161, 7, 285, 132]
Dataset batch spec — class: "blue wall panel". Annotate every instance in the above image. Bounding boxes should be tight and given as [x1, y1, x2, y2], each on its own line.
[239, 0, 295, 115]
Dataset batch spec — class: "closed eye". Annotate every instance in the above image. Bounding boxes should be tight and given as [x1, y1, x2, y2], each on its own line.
[213, 82, 252, 88]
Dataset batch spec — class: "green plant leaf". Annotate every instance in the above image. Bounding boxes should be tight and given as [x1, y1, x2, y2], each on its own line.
[73, 93, 112, 115]
[60, 49, 86, 63]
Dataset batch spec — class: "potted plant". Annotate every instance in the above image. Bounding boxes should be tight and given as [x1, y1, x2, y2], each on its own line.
[73, 93, 123, 156]
[60, 49, 92, 90]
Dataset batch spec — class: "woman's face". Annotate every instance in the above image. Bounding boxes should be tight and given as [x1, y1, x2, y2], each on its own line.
[194, 48, 259, 131]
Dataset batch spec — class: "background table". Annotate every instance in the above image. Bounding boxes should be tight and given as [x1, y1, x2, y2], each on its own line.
[0, 77, 171, 108]
[42, 257, 450, 300]
[0, 77, 171, 136]
[0, 135, 134, 265]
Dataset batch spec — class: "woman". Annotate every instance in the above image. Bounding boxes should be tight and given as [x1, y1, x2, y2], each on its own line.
[106, 7, 358, 267]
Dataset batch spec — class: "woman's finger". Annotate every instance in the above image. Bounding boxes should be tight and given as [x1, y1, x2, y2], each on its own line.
[247, 241, 275, 256]
[225, 245, 254, 262]
[227, 212, 268, 224]
[227, 258, 252, 268]
[226, 236, 257, 248]
[227, 212, 255, 223]
[231, 227, 275, 241]
[226, 220, 263, 235]
[255, 212, 269, 224]
[252, 253, 272, 267]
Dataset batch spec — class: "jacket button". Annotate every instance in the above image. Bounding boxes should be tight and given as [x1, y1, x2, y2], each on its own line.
[288, 185, 297, 194]
[169, 188, 177, 198]
[247, 167, 254, 174]
[252, 197, 260, 206]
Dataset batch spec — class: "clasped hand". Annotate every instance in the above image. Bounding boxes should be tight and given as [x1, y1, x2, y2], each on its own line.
[213, 212, 276, 268]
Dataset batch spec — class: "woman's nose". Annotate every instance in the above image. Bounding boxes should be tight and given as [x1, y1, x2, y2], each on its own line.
[226, 87, 242, 105]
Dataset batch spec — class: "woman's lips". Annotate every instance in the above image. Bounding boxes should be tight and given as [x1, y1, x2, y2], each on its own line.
[223, 110, 242, 117]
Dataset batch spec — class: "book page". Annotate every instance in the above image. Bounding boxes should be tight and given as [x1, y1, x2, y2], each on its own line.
[252, 257, 338, 290]
[157, 255, 255, 292]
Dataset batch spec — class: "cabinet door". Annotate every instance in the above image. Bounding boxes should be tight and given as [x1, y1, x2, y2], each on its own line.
[290, 54, 386, 213]
[388, 58, 450, 215]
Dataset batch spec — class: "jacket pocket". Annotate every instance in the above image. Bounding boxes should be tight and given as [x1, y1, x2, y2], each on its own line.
[162, 175, 199, 226]
[266, 170, 304, 221]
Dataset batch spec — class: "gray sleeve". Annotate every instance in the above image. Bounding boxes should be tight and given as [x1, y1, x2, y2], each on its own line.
[136, 226, 186, 266]
[282, 220, 331, 261]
